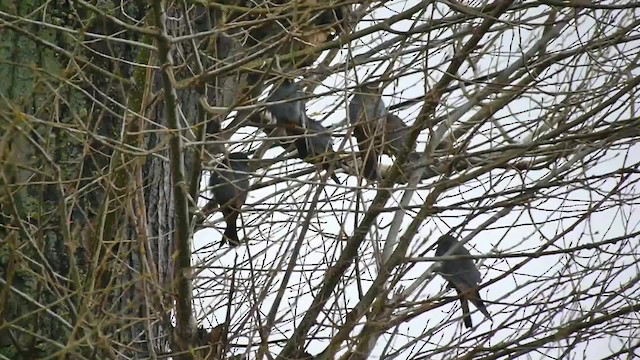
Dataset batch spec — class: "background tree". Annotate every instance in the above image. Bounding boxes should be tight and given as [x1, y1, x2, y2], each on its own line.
[2, 0, 640, 359]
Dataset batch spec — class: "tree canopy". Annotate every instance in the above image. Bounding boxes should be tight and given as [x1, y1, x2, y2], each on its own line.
[1, 0, 640, 359]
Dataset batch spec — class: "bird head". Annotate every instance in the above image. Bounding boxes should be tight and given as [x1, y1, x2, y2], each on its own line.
[268, 79, 298, 100]
[437, 234, 458, 248]
[355, 82, 382, 95]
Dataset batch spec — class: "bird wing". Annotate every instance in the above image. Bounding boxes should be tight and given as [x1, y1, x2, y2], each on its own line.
[384, 113, 414, 157]
[443, 257, 482, 289]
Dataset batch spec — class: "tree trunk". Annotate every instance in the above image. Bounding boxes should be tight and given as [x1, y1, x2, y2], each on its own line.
[0, 1, 237, 358]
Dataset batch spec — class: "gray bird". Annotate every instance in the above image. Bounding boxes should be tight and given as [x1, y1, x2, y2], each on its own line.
[385, 113, 421, 163]
[347, 84, 386, 180]
[266, 79, 307, 128]
[435, 234, 492, 328]
[292, 117, 341, 183]
[266, 80, 341, 182]
[348, 85, 423, 181]
[208, 152, 251, 247]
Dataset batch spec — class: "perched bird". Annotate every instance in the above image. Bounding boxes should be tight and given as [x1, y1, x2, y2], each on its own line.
[385, 113, 422, 163]
[266, 80, 341, 182]
[435, 234, 492, 328]
[348, 84, 422, 181]
[208, 152, 251, 247]
[347, 84, 386, 180]
[266, 79, 307, 128]
[292, 117, 341, 183]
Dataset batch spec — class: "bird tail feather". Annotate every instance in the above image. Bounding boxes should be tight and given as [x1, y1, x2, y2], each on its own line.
[363, 155, 379, 181]
[223, 225, 240, 247]
[470, 291, 492, 320]
[460, 298, 473, 328]
[222, 210, 241, 247]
